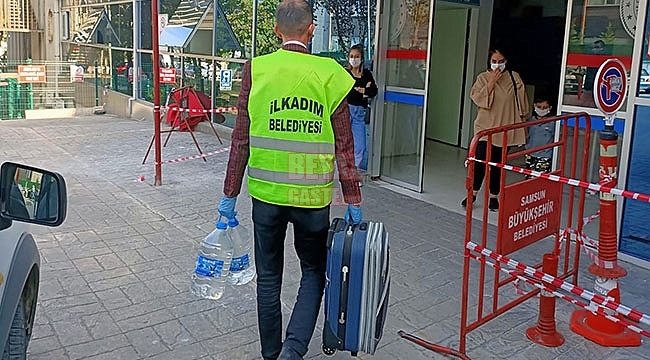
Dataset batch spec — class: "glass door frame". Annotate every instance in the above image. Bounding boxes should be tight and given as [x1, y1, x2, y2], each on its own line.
[367, 0, 386, 179]
[371, 0, 436, 192]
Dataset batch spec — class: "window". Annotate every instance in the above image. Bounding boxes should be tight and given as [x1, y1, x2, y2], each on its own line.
[587, 0, 621, 6]
[561, 0, 635, 109]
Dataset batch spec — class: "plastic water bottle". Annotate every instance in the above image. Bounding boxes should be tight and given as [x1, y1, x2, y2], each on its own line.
[227, 217, 256, 285]
[190, 220, 233, 300]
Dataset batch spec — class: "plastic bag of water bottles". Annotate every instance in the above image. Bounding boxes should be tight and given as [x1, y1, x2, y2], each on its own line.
[190, 218, 233, 300]
[227, 217, 256, 285]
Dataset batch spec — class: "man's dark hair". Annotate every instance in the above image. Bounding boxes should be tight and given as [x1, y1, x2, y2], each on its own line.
[276, 0, 313, 37]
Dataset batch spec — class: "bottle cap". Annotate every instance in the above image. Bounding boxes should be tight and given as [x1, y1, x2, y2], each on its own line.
[216, 221, 228, 229]
[227, 217, 240, 227]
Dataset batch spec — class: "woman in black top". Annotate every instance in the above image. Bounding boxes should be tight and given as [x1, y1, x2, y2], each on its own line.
[346, 44, 378, 171]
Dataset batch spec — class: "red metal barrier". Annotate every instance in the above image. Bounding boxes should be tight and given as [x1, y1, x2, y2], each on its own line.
[399, 112, 592, 358]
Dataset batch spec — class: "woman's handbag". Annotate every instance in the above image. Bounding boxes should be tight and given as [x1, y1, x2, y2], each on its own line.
[508, 70, 522, 118]
[364, 100, 372, 125]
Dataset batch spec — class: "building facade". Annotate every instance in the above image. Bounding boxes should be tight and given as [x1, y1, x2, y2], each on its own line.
[3, 0, 650, 267]
[370, 0, 650, 267]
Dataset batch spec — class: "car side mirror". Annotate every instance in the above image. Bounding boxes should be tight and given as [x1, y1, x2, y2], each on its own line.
[0, 162, 67, 227]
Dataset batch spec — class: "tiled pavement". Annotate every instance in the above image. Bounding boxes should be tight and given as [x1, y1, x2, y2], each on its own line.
[1, 115, 649, 360]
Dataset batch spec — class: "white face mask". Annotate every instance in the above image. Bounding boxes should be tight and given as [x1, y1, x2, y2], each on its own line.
[535, 107, 551, 117]
[491, 63, 506, 72]
[349, 58, 362, 68]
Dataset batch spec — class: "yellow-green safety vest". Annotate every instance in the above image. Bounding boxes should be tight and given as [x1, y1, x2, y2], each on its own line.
[247, 49, 354, 208]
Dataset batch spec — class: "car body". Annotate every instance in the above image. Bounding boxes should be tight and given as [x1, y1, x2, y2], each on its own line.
[0, 162, 67, 359]
[115, 62, 129, 74]
[638, 68, 650, 94]
[184, 65, 195, 79]
[173, 64, 198, 80]
[564, 74, 581, 95]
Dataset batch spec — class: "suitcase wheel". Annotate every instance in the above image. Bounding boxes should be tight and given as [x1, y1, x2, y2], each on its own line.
[321, 344, 337, 357]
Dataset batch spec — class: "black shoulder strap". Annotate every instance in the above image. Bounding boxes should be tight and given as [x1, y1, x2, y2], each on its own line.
[508, 70, 520, 111]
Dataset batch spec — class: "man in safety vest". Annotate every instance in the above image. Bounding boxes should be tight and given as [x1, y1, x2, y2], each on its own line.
[217, 0, 362, 359]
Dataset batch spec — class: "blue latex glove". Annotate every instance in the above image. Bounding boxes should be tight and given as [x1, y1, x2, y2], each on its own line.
[218, 196, 238, 220]
[345, 204, 362, 225]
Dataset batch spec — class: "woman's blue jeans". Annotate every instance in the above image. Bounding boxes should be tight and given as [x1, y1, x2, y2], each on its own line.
[348, 104, 367, 169]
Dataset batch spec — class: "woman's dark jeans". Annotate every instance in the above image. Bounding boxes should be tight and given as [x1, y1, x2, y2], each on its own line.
[473, 141, 504, 195]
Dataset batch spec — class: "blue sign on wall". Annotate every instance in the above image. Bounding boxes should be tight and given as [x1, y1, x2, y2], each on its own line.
[219, 69, 232, 91]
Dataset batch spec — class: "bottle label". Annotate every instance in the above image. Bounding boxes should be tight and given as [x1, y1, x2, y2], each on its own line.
[194, 255, 224, 277]
[229, 254, 250, 272]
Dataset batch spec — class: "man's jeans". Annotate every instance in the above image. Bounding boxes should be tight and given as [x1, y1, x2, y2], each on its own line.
[252, 198, 330, 360]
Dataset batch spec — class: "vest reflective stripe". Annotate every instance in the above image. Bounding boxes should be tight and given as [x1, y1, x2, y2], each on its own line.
[248, 148, 336, 187]
[248, 177, 334, 208]
[248, 167, 334, 185]
[250, 135, 335, 154]
[247, 49, 354, 208]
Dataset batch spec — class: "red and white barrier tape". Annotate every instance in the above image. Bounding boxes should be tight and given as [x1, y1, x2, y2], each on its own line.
[516, 215, 610, 294]
[553, 211, 619, 269]
[155, 146, 230, 165]
[511, 227, 606, 291]
[466, 241, 650, 327]
[513, 277, 527, 295]
[586, 169, 615, 195]
[154, 105, 237, 114]
[466, 157, 650, 203]
[558, 226, 618, 269]
[469, 252, 650, 338]
[582, 211, 601, 227]
[512, 225, 607, 292]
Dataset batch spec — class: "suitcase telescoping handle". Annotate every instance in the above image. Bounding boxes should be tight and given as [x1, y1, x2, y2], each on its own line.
[345, 214, 368, 231]
[344, 214, 356, 241]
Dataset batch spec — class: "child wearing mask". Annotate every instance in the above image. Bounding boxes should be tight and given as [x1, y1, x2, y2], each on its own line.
[525, 97, 556, 177]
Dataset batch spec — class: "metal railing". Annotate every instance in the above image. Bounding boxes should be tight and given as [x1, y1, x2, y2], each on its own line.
[0, 60, 100, 119]
[0, 0, 38, 31]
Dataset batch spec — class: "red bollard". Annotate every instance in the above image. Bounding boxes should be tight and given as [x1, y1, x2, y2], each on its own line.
[590, 136, 627, 279]
[526, 253, 565, 347]
[569, 126, 641, 347]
